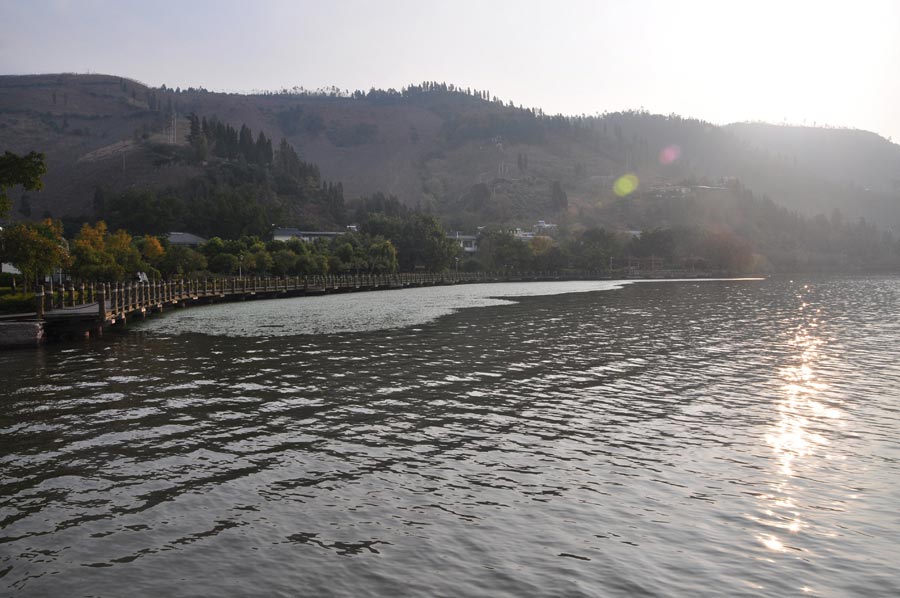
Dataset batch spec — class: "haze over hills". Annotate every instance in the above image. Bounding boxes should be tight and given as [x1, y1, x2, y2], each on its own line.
[2, 72, 899, 234]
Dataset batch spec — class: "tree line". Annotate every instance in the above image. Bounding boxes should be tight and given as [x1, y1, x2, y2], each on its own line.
[0, 211, 463, 291]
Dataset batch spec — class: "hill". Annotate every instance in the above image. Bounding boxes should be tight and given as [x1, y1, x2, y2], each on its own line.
[2, 73, 899, 234]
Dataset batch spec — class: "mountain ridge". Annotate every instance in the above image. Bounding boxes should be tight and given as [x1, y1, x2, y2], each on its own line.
[2, 72, 899, 233]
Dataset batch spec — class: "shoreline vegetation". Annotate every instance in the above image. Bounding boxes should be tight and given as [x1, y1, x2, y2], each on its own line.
[3, 210, 895, 313]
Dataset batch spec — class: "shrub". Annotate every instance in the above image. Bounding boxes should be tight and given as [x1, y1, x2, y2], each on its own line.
[0, 293, 36, 315]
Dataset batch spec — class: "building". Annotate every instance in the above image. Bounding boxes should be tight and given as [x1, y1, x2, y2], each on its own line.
[512, 228, 535, 241]
[448, 232, 478, 253]
[167, 232, 207, 247]
[534, 220, 558, 235]
[273, 228, 345, 243]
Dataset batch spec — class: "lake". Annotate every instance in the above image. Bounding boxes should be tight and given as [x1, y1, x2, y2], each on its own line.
[2, 276, 899, 597]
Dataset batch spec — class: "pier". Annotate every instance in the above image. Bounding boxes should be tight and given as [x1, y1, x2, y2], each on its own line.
[5, 270, 587, 344]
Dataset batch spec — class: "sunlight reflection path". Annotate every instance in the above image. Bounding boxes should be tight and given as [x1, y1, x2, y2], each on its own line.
[757, 284, 845, 589]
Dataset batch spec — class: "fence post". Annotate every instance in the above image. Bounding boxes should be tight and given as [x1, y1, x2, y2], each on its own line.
[35, 285, 45, 319]
[98, 286, 106, 321]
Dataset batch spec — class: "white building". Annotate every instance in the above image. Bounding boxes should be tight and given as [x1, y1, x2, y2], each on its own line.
[534, 220, 558, 235]
[448, 232, 478, 253]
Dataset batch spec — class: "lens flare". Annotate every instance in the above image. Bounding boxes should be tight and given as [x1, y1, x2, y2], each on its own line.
[613, 173, 639, 197]
[659, 144, 681, 164]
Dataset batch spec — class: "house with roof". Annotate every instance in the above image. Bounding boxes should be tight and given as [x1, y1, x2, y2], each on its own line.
[167, 232, 207, 247]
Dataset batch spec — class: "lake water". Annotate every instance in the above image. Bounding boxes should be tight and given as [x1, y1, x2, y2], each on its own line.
[2, 277, 899, 597]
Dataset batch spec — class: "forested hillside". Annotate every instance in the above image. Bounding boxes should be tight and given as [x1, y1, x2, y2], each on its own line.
[2, 73, 899, 257]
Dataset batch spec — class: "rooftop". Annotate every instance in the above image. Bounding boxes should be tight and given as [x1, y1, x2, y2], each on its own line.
[167, 232, 207, 246]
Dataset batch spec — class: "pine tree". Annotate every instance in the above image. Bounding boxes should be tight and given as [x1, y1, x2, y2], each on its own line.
[255, 131, 272, 164]
[188, 113, 201, 144]
[239, 124, 255, 162]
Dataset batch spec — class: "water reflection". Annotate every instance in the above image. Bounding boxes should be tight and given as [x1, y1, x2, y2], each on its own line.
[760, 283, 843, 573]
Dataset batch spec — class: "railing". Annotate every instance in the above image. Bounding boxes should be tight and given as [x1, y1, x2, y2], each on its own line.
[34, 269, 637, 321]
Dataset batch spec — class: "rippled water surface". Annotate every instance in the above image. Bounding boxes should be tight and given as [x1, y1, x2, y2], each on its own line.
[2, 277, 899, 597]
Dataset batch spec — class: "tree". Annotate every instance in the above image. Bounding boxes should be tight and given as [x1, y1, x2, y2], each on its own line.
[159, 245, 207, 278]
[208, 252, 239, 274]
[2, 219, 70, 290]
[107, 229, 144, 275]
[568, 228, 621, 270]
[239, 125, 255, 162]
[550, 181, 568, 211]
[1, 151, 47, 217]
[248, 248, 273, 274]
[70, 221, 125, 281]
[137, 236, 165, 264]
[413, 214, 459, 271]
[477, 227, 531, 270]
[331, 240, 360, 273]
[188, 113, 201, 143]
[100, 189, 184, 235]
[255, 132, 273, 165]
[367, 237, 398, 273]
[699, 231, 753, 272]
[271, 249, 297, 275]
[630, 228, 676, 261]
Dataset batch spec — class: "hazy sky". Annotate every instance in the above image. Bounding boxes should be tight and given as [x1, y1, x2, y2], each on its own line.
[3, 0, 899, 141]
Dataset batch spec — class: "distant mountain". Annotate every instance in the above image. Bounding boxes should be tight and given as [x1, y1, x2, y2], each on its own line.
[2, 73, 899, 232]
